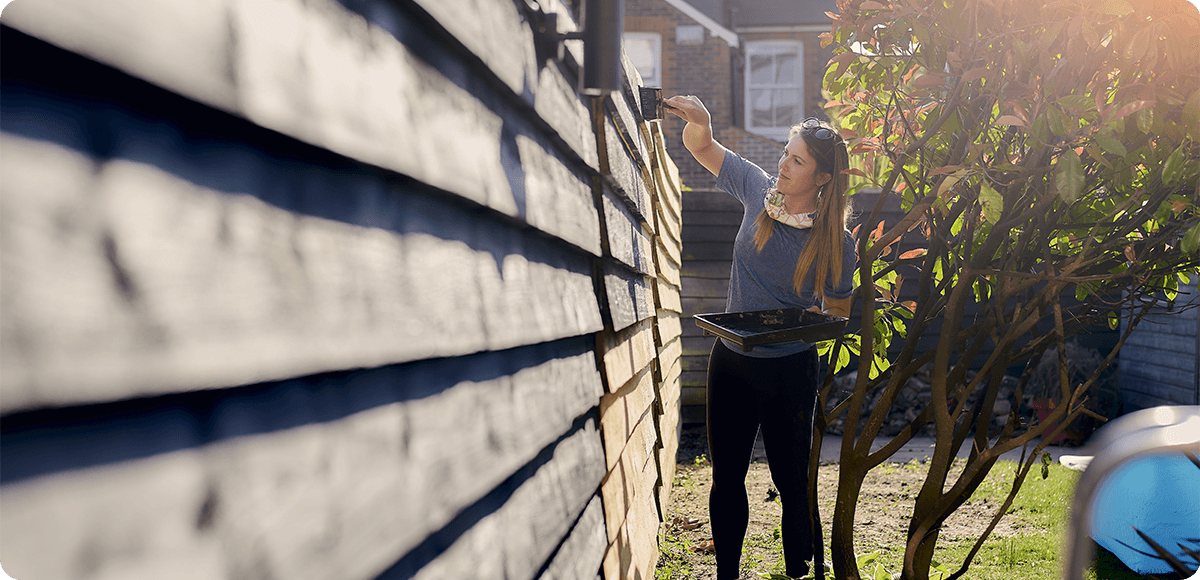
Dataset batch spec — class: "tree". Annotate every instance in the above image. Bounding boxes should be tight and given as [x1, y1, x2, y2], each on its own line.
[812, 0, 1200, 578]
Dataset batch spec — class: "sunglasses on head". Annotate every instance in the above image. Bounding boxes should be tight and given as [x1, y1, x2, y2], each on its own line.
[801, 117, 839, 142]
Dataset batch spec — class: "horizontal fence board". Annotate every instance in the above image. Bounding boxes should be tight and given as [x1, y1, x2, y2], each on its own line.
[603, 263, 656, 333]
[657, 280, 684, 314]
[682, 210, 743, 226]
[604, 189, 656, 276]
[1119, 345, 1196, 372]
[681, 260, 733, 279]
[682, 385, 708, 407]
[599, 318, 657, 395]
[1121, 385, 1197, 409]
[599, 414, 659, 542]
[601, 119, 653, 226]
[686, 298, 729, 318]
[1119, 359, 1195, 389]
[683, 277, 730, 299]
[655, 242, 682, 287]
[412, 419, 606, 580]
[537, 494, 608, 580]
[605, 88, 650, 175]
[655, 311, 683, 348]
[4, 0, 603, 245]
[599, 366, 656, 473]
[0, 134, 602, 411]
[683, 189, 742, 212]
[602, 461, 661, 580]
[656, 227, 684, 273]
[2, 0, 240, 113]
[1, 342, 603, 580]
[683, 224, 740, 243]
[683, 241, 734, 262]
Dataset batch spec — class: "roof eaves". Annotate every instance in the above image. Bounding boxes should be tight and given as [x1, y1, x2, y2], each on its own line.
[663, 0, 739, 48]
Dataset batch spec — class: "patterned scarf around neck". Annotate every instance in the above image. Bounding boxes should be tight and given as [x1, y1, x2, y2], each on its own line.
[764, 190, 815, 229]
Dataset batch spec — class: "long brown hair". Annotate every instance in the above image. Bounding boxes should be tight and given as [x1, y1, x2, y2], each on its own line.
[752, 120, 851, 300]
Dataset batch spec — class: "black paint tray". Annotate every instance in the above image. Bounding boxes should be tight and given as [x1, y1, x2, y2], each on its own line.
[694, 308, 849, 352]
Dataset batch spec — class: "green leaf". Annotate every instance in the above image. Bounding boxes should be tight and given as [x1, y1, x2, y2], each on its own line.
[979, 182, 1003, 224]
[1183, 223, 1200, 255]
[1056, 149, 1084, 203]
[1162, 144, 1187, 187]
[1095, 132, 1127, 157]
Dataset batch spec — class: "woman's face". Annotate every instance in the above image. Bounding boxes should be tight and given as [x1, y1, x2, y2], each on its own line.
[777, 134, 831, 198]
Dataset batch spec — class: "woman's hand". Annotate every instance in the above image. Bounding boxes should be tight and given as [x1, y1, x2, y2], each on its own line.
[664, 95, 725, 176]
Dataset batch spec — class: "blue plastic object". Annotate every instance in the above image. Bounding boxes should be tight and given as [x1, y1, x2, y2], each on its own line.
[1090, 454, 1200, 574]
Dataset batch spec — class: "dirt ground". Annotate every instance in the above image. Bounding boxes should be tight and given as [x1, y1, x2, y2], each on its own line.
[663, 425, 1025, 579]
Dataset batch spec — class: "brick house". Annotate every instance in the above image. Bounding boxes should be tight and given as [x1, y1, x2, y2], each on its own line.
[625, 0, 840, 424]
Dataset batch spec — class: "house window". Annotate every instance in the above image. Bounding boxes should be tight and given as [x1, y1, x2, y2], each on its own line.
[745, 41, 804, 140]
[623, 33, 662, 86]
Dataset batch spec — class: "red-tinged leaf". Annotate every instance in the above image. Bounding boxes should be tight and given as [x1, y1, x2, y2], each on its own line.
[828, 51, 859, 80]
[913, 74, 947, 89]
[1107, 100, 1155, 125]
[861, 0, 887, 9]
[901, 301, 917, 313]
[961, 67, 989, 83]
[851, 143, 876, 155]
[843, 168, 870, 178]
[839, 128, 859, 140]
[1124, 245, 1137, 262]
[1171, 200, 1191, 213]
[852, 224, 863, 237]
[824, 99, 845, 107]
[825, 11, 840, 20]
[899, 249, 928, 260]
[894, 181, 908, 193]
[870, 220, 886, 241]
[995, 115, 1026, 127]
[930, 165, 963, 176]
[1126, 26, 1153, 64]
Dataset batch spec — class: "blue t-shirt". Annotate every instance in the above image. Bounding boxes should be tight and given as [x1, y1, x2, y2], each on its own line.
[715, 149, 857, 357]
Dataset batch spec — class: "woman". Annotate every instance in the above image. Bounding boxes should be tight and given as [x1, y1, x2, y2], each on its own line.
[665, 95, 855, 580]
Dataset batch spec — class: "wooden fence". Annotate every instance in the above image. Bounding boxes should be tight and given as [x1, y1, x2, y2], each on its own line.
[0, 0, 682, 578]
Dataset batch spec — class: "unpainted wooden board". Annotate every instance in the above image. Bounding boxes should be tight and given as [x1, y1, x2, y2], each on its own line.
[656, 278, 684, 314]
[599, 365, 657, 473]
[0, 136, 602, 411]
[655, 237, 683, 286]
[601, 464, 661, 580]
[598, 318, 657, 394]
[537, 494, 608, 580]
[598, 414, 660, 544]
[412, 419, 606, 580]
[654, 311, 683, 348]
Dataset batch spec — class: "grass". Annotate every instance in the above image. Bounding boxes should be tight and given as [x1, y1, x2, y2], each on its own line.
[659, 457, 1181, 580]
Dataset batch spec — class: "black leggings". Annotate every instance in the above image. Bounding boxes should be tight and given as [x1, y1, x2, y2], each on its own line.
[706, 340, 819, 580]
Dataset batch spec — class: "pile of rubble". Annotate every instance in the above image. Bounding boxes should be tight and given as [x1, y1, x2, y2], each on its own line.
[821, 342, 1120, 446]
[822, 365, 1021, 438]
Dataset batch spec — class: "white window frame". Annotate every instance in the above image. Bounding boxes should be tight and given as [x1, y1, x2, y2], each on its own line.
[623, 32, 662, 87]
[744, 40, 804, 141]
